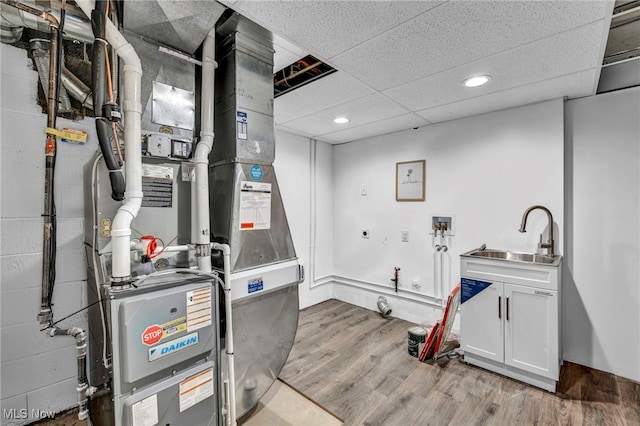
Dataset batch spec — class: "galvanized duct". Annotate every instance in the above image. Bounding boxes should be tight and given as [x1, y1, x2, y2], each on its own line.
[210, 13, 302, 420]
[122, 0, 226, 55]
[61, 65, 93, 109]
[122, 34, 197, 139]
[30, 38, 72, 113]
[0, 0, 93, 43]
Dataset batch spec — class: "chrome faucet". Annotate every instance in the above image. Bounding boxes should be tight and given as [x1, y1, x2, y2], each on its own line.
[518, 205, 555, 256]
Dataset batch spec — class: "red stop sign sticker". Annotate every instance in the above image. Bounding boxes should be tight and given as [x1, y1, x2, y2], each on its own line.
[142, 324, 163, 346]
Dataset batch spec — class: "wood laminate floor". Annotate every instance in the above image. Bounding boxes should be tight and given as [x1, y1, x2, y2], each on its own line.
[280, 299, 640, 426]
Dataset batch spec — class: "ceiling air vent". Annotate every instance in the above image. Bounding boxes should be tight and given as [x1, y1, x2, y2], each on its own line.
[274, 54, 336, 98]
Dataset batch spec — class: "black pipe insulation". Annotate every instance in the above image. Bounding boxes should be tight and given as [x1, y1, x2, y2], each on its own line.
[38, 19, 60, 329]
[91, 0, 124, 201]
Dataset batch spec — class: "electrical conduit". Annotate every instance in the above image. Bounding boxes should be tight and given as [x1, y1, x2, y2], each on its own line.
[212, 242, 236, 426]
[77, 0, 142, 282]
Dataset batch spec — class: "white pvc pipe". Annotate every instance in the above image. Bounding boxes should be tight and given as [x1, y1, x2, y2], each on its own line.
[194, 30, 216, 272]
[308, 139, 332, 289]
[196, 32, 235, 424]
[77, 0, 142, 281]
[212, 242, 236, 426]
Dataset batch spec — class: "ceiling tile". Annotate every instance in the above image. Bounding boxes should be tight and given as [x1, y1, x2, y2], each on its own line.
[221, 0, 613, 143]
[280, 93, 411, 136]
[417, 69, 598, 124]
[276, 124, 315, 140]
[330, 0, 611, 90]
[228, 0, 444, 59]
[383, 20, 606, 111]
[275, 72, 375, 124]
[319, 113, 431, 145]
[273, 34, 307, 72]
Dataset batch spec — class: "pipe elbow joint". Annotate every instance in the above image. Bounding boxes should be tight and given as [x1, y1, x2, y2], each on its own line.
[112, 196, 142, 232]
[118, 45, 142, 72]
[193, 141, 213, 164]
[212, 242, 231, 256]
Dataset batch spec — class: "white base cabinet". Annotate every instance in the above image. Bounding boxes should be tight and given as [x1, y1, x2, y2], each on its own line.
[460, 256, 561, 392]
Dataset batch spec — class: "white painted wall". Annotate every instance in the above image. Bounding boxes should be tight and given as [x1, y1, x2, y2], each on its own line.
[331, 99, 565, 326]
[1, 43, 93, 424]
[274, 132, 333, 309]
[564, 87, 640, 381]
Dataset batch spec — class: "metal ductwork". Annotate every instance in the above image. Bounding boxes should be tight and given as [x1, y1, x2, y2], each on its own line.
[122, 0, 227, 55]
[0, 0, 93, 43]
[211, 13, 296, 271]
[210, 12, 303, 420]
[29, 38, 72, 113]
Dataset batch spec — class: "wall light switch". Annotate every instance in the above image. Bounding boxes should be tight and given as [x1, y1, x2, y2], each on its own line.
[401, 230, 409, 242]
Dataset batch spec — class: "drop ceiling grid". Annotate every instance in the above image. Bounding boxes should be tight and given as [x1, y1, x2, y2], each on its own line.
[278, 93, 413, 137]
[316, 112, 431, 144]
[383, 20, 607, 112]
[276, 124, 315, 140]
[225, 0, 445, 60]
[274, 72, 376, 125]
[417, 68, 598, 123]
[222, 0, 613, 143]
[273, 34, 307, 72]
[329, 0, 612, 91]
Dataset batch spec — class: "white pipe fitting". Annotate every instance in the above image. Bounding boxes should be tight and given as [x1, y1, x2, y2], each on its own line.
[212, 242, 236, 426]
[194, 30, 217, 273]
[77, 0, 142, 281]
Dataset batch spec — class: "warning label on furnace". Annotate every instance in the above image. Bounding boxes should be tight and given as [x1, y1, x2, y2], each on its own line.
[131, 394, 158, 426]
[179, 367, 214, 412]
[186, 287, 211, 332]
[239, 181, 271, 230]
[141, 164, 173, 208]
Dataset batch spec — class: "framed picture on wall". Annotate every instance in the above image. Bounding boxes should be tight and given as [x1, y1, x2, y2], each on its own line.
[396, 160, 425, 201]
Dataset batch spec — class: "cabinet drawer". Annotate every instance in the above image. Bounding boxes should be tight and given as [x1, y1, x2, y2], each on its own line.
[461, 257, 560, 291]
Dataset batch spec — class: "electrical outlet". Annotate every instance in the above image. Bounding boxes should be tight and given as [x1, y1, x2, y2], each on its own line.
[361, 229, 370, 239]
[401, 230, 409, 242]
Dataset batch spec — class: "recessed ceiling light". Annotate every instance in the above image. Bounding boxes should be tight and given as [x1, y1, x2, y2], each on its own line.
[463, 75, 491, 88]
[334, 116, 350, 124]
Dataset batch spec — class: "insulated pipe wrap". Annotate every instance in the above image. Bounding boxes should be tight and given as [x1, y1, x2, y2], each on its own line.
[78, 0, 143, 281]
[90, 0, 124, 201]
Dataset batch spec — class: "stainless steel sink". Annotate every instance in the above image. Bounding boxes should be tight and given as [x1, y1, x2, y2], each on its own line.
[461, 248, 562, 267]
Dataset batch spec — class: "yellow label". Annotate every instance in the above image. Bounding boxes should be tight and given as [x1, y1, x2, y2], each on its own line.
[45, 127, 88, 144]
[161, 316, 187, 339]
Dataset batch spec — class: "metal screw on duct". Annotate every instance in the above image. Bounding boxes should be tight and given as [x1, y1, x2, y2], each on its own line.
[377, 296, 392, 318]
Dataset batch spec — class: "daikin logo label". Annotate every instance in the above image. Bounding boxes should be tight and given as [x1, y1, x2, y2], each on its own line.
[148, 332, 198, 361]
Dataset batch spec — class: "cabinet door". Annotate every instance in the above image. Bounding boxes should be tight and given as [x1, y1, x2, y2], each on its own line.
[504, 284, 558, 379]
[461, 278, 503, 363]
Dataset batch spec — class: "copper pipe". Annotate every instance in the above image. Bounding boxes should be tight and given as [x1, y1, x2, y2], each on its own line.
[104, 45, 123, 164]
[274, 60, 323, 85]
[0, 0, 59, 28]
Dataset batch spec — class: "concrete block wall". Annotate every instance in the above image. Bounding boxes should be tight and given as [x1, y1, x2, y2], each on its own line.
[1, 43, 94, 425]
